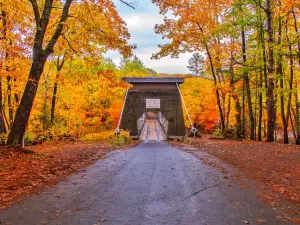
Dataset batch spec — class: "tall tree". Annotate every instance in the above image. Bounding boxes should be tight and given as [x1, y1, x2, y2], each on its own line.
[50, 53, 67, 124]
[0, 7, 8, 134]
[6, 0, 74, 146]
[120, 56, 130, 68]
[257, 3, 267, 141]
[152, 0, 228, 131]
[6, 0, 134, 146]
[265, 0, 276, 142]
[229, 47, 242, 137]
[240, 10, 255, 140]
[187, 53, 205, 76]
[132, 55, 144, 66]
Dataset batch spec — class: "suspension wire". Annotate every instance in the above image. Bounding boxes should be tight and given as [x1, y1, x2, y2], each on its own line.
[176, 83, 193, 128]
[115, 85, 130, 135]
[176, 82, 198, 137]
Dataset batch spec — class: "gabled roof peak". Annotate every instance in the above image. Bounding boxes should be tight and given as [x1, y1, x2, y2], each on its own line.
[122, 77, 185, 84]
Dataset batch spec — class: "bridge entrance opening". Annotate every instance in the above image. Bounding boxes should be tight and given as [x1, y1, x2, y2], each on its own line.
[146, 112, 159, 120]
[138, 112, 168, 141]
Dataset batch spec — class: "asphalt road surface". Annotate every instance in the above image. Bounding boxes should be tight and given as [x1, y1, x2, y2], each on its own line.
[0, 141, 294, 225]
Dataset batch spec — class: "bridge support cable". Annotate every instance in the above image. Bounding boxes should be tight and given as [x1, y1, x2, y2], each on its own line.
[176, 83, 198, 137]
[115, 87, 129, 136]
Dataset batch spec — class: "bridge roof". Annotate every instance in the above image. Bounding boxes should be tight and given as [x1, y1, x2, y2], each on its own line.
[122, 77, 185, 84]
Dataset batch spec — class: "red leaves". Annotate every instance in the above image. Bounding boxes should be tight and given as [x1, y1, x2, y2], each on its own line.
[0, 141, 112, 209]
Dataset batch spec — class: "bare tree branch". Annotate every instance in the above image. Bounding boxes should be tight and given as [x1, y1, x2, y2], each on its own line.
[61, 34, 80, 56]
[119, 0, 135, 9]
[252, 0, 268, 13]
[28, 0, 40, 27]
[45, 0, 73, 56]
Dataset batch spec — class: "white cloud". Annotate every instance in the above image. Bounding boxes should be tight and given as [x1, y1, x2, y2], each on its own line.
[104, 5, 193, 74]
[123, 14, 163, 33]
[106, 47, 192, 74]
[137, 47, 192, 74]
[128, 36, 161, 46]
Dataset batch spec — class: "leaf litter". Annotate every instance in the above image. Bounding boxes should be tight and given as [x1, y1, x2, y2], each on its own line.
[0, 140, 134, 209]
[171, 135, 300, 224]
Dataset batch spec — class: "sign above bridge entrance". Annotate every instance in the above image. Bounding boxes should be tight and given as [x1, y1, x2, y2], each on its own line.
[146, 99, 161, 109]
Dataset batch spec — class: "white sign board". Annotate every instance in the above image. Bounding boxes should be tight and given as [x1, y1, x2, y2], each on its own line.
[146, 99, 161, 109]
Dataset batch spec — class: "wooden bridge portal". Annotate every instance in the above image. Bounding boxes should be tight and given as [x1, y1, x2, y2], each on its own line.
[119, 77, 186, 140]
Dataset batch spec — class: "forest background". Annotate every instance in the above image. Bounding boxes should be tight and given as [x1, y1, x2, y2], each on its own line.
[0, 0, 299, 146]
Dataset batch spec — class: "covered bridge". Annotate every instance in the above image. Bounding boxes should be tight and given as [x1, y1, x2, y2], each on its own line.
[118, 77, 187, 140]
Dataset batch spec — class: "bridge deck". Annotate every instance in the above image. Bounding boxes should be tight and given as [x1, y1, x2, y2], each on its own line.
[140, 119, 166, 141]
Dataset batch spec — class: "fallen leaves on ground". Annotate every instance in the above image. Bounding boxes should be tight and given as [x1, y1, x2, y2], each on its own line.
[171, 135, 300, 224]
[0, 140, 133, 209]
[174, 135, 300, 204]
[256, 218, 266, 223]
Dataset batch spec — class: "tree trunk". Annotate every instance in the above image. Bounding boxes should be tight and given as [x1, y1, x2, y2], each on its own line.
[290, 112, 297, 142]
[6, 56, 47, 146]
[6, 0, 73, 146]
[7, 76, 13, 128]
[279, 72, 288, 143]
[258, 69, 263, 141]
[262, 31, 268, 89]
[295, 84, 300, 144]
[241, 25, 255, 140]
[50, 81, 58, 123]
[205, 45, 225, 131]
[267, 78, 275, 142]
[195, 21, 225, 131]
[13, 78, 20, 104]
[284, 20, 294, 144]
[217, 69, 227, 127]
[42, 71, 50, 130]
[266, 0, 275, 142]
[226, 95, 231, 128]
[1, 8, 14, 128]
[291, 108, 300, 144]
[242, 77, 245, 137]
[0, 77, 7, 134]
[254, 71, 258, 140]
[276, 13, 289, 144]
[50, 54, 66, 124]
[229, 50, 242, 137]
[292, 8, 300, 66]
[258, 8, 267, 141]
[263, 116, 267, 139]
[0, 8, 9, 133]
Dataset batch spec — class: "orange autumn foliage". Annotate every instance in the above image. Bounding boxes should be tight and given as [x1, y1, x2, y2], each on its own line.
[180, 77, 218, 131]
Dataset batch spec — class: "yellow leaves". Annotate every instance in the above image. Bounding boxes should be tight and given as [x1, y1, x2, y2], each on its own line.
[59, 0, 134, 58]
[153, 0, 232, 58]
[30, 56, 130, 137]
[274, 0, 299, 15]
[107, 99, 123, 126]
[181, 77, 218, 130]
[80, 130, 132, 146]
[3, 0, 133, 64]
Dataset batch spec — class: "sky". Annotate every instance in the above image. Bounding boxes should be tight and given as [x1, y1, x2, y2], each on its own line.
[105, 0, 192, 74]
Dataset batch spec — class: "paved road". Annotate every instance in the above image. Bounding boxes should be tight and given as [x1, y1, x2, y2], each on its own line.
[0, 141, 294, 225]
